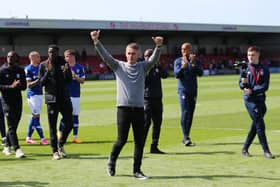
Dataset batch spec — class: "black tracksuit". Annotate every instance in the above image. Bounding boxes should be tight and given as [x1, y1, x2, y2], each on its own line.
[0, 63, 26, 150]
[143, 65, 167, 147]
[0, 97, 6, 139]
[39, 57, 73, 153]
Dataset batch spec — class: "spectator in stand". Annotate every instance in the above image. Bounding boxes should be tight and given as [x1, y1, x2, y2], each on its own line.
[209, 62, 214, 75]
[99, 63, 107, 74]
[25, 51, 49, 145]
[81, 48, 87, 62]
[84, 63, 91, 74]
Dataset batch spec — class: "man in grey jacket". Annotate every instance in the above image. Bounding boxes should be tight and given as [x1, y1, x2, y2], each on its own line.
[90, 30, 163, 179]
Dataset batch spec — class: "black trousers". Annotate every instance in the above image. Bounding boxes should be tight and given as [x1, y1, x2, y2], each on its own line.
[2, 101, 22, 151]
[0, 101, 6, 138]
[143, 98, 163, 146]
[109, 107, 145, 173]
[243, 100, 270, 152]
[47, 100, 73, 153]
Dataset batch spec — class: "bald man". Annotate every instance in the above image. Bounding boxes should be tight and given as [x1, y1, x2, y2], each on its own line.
[174, 42, 203, 146]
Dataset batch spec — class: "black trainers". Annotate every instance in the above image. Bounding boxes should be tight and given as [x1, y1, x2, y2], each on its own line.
[150, 146, 165, 154]
[241, 149, 251, 157]
[58, 147, 67, 158]
[182, 139, 194, 146]
[133, 171, 149, 180]
[107, 162, 116, 176]
[264, 152, 275, 159]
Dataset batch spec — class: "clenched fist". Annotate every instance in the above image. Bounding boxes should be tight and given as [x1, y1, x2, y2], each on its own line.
[152, 36, 164, 47]
[90, 30, 100, 43]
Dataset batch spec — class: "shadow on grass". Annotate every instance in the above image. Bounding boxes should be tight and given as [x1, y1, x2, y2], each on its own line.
[28, 153, 101, 159]
[20, 144, 50, 147]
[0, 181, 49, 186]
[20, 140, 133, 146]
[207, 142, 243, 146]
[19, 139, 134, 145]
[208, 142, 259, 146]
[67, 153, 103, 159]
[23, 153, 145, 161]
[166, 151, 235, 155]
[67, 140, 133, 144]
[68, 155, 147, 160]
[0, 157, 36, 161]
[27, 153, 53, 157]
[149, 174, 280, 181]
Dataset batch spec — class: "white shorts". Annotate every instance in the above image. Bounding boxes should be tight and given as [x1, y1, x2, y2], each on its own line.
[27, 95, 43, 115]
[71, 97, 80, 115]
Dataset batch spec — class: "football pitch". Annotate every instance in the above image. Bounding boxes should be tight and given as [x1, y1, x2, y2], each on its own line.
[0, 74, 280, 187]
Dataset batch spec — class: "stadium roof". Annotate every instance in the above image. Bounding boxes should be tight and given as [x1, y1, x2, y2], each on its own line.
[1, 18, 280, 33]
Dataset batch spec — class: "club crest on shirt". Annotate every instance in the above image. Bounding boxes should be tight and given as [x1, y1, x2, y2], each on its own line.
[5, 74, 9, 78]
[16, 74, 20, 79]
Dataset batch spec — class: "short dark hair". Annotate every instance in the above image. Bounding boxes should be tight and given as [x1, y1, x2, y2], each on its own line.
[7, 50, 20, 62]
[247, 46, 260, 53]
[126, 43, 139, 50]
[48, 44, 59, 51]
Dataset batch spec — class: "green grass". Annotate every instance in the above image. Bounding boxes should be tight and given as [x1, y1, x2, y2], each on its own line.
[1, 74, 280, 187]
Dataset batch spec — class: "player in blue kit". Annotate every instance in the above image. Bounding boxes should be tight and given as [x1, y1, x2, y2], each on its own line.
[58, 49, 85, 143]
[25, 51, 49, 145]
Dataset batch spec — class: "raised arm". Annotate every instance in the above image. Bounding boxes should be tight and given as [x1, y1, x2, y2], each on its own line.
[90, 30, 118, 70]
[145, 36, 163, 72]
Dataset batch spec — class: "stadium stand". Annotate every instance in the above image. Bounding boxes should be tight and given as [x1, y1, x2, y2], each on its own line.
[1, 18, 280, 77]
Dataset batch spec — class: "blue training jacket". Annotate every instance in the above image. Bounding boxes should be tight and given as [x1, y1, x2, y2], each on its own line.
[239, 62, 269, 102]
[174, 57, 203, 96]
